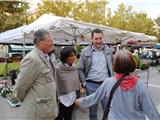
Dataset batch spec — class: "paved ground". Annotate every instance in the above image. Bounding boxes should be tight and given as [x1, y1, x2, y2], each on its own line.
[0, 66, 160, 120]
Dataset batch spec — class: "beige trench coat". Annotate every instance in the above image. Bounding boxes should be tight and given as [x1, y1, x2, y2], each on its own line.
[14, 48, 58, 120]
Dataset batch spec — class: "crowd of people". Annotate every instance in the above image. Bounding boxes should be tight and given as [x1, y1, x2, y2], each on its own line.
[13, 28, 160, 120]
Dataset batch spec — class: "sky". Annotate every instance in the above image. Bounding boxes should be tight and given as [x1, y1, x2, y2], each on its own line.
[108, 0, 160, 19]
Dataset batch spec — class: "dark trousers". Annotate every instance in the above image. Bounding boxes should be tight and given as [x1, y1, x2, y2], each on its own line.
[55, 102, 74, 120]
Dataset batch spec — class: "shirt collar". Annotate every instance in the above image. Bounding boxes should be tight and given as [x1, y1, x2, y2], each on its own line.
[92, 45, 104, 51]
[64, 63, 72, 67]
[36, 47, 49, 59]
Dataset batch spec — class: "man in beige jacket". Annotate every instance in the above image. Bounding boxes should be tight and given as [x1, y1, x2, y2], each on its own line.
[14, 29, 58, 120]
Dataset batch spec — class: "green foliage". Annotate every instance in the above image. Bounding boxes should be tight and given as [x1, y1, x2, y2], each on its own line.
[139, 61, 149, 70]
[0, 62, 20, 76]
[0, 1, 29, 32]
[76, 45, 83, 55]
[155, 16, 160, 39]
[107, 3, 155, 35]
[155, 16, 160, 27]
[36, 0, 109, 25]
[127, 12, 155, 34]
[73, 1, 108, 25]
[36, 0, 75, 17]
[134, 54, 141, 69]
[108, 3, 133, 30]
[134, 55, 149, 70]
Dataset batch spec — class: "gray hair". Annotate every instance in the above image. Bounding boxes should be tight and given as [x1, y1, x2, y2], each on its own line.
[33, 28, 50, 44]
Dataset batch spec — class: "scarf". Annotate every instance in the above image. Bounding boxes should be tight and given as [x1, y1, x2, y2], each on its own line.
[115, 73, 138, 91]
[55, 63, 80, 96]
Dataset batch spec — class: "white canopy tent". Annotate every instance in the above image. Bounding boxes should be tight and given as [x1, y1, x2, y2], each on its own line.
[121, 31, 157, 44]
[0, 14, 157, 45]
[0, 25, 28, 44]
[0, 14, 127, 45]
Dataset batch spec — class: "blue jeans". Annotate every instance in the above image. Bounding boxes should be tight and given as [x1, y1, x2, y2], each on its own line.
[86, 82, 106, 120]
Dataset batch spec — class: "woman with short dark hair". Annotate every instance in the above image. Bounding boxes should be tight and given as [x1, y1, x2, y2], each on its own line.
[60, 47, 76, 65]
[55, 46, 80, 120]
[75, 50, 160, 120]
[113, 50, 136, 74]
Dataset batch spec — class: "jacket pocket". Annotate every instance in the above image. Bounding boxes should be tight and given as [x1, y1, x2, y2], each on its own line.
[35, 97, 57, 118]
[41, 68, 50, 75]
[41, 68, 52, 82]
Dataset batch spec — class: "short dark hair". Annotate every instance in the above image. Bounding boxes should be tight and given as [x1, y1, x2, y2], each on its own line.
[113, 50, 136, 74]
[33, 28, 50, 44]
[91, 28, 103, 38]
[60, 46, 76, 64]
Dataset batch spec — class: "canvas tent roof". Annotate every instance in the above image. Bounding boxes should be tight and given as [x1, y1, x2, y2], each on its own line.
[0, 14, 157, 45]
[0, 25, 28, 44]
[26, 14, 127, 44]
[122, 31, 157, 42]
[0, 14, 126, 44]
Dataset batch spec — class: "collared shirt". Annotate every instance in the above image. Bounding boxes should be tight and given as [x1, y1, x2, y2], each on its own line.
[86, 45, 108, 82]
[44, 54, 50, 61]
[91, 45, 104, 51]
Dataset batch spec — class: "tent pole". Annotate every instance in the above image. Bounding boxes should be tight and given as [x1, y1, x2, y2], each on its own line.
[23, 32, 26, 58]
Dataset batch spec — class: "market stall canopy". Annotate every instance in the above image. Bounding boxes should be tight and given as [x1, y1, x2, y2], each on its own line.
[0, 14, 126, 45]
[123, 38, 138, 45]
[122, 31, 157, 41]
[0, 14, 157, 45]
[0, 25, 27, 44]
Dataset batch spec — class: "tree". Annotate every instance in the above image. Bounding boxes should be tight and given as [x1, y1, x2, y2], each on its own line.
[0, 1, 29, 32]
[127, 12, 155, 35]
[36, 0, 75, 17]
[155, 16, 160, 40]
[107, 3, 133, 30]
[107, 3, 155, 35]
[73, 0, 108, 25]
[155, 16, 160, 27]
[36, 0, 109, 25]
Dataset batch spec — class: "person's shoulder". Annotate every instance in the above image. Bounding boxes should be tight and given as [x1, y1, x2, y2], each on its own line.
[82, 45, 91, 52]
[81, 45, 92, 56]
[104, 45, 111, 51]
[22, 49, 39, 62]
[104, 44, 109, 48]
[103, 45, 113, 55]
[134, 79, 147, 93]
